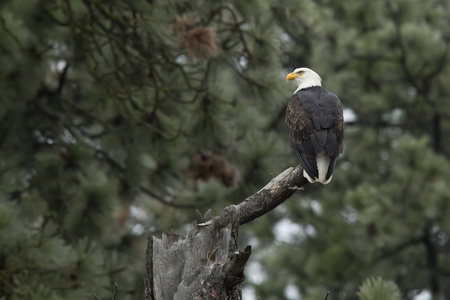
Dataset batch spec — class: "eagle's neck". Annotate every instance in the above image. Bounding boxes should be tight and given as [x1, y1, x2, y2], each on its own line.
[294, 76, 322, 94]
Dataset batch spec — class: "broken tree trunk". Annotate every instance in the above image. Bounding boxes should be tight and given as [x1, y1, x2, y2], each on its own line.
[145, 165, 308, 300]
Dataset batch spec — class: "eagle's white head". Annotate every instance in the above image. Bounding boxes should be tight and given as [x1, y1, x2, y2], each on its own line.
[286, 67, 322, 93]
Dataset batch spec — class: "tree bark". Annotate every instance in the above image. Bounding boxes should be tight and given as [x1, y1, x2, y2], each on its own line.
[146, 165, 307, 300]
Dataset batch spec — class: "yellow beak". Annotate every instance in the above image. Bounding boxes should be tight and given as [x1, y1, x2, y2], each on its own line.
[286, 72, 300, 82]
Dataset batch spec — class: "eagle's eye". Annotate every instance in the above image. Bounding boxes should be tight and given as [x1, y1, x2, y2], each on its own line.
[296, 70, 305, 75]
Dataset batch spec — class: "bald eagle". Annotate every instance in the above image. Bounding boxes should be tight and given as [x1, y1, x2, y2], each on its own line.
[285, 68, 344, 184]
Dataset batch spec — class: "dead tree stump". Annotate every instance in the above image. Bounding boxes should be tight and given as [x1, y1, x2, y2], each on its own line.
[146, 165, 307, 300]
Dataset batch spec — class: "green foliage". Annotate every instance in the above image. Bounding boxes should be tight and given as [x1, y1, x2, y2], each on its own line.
[0, 201, 115, 299]
[358, 277, 401, 300]
[1, 0, 450, 299]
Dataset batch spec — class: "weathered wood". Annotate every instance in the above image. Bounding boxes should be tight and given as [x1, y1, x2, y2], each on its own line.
[236, 165, 307, 225]
[146, 165, 307, 300]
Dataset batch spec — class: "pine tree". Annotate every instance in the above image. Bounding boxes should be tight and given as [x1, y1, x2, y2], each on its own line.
[0, 0, 288, 298]
[250, 1, 450, 299]
[358, 277, 401, 300]
[1, 0, 450, 299]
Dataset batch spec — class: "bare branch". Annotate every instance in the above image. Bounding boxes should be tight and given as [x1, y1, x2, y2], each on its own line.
[237, 165, 307, 225]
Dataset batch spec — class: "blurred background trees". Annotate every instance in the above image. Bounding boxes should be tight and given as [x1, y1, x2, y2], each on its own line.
[1, 0, 450, 299]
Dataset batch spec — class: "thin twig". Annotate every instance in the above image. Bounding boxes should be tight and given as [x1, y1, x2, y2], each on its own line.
[111, 282, 118, 300]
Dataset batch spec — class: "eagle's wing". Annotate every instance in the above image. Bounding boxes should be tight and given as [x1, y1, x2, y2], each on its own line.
[285, 87, 343, 180]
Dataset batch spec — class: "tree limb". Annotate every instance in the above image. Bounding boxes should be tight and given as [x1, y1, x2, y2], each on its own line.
[237, 164, 307, 225]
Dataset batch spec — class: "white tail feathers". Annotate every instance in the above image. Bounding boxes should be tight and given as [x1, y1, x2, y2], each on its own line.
[303, 153, 332, 184]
